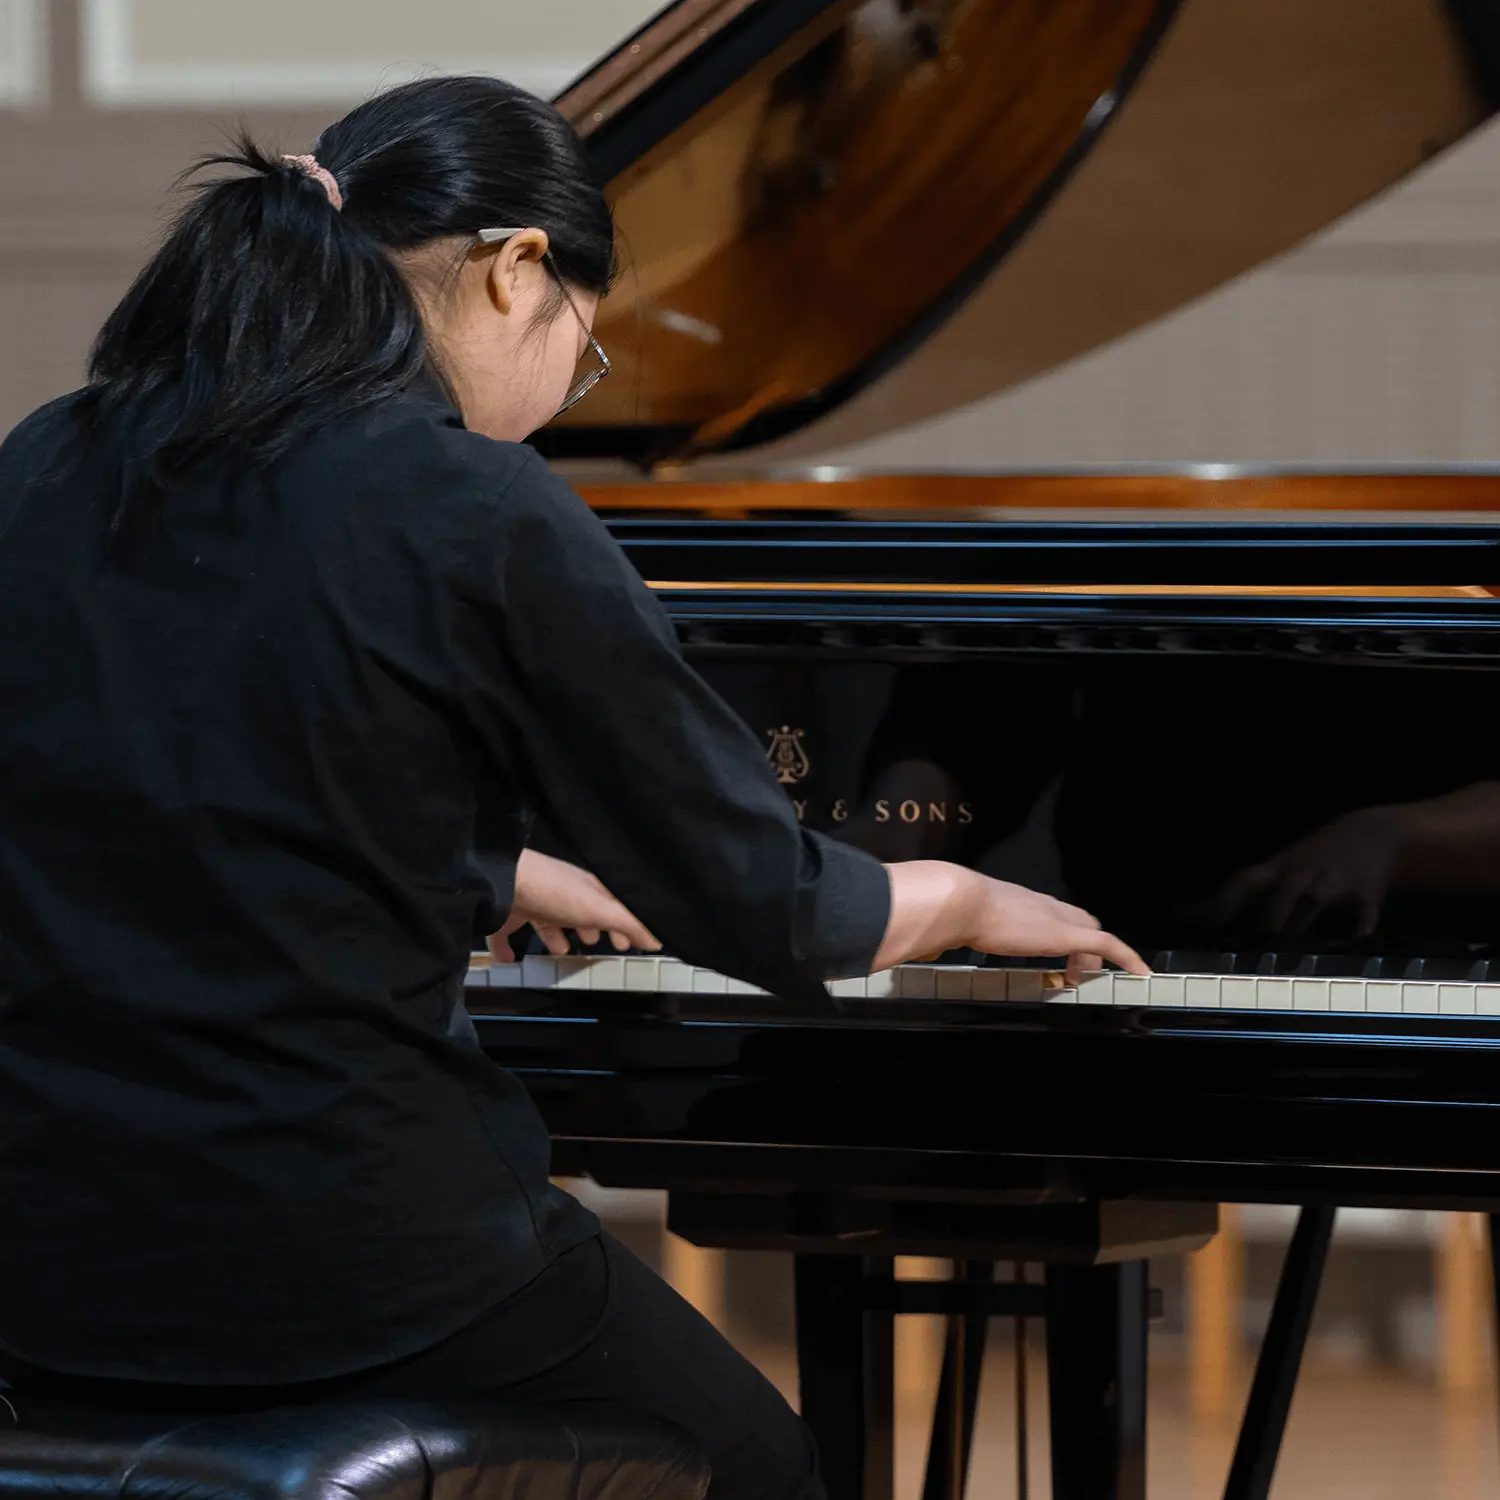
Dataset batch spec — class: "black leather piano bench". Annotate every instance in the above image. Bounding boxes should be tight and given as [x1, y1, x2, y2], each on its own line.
[0, 1396, 711, 1500]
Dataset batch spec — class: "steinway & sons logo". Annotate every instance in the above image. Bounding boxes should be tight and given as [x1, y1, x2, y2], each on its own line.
[765, 726, 974, 827]
[766, 725, 811, 785]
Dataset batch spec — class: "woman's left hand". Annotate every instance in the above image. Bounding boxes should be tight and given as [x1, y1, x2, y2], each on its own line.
[489, 848, 661, 961]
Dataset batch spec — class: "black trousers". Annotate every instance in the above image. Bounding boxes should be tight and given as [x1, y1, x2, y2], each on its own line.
[0, 1234, 822, 1500]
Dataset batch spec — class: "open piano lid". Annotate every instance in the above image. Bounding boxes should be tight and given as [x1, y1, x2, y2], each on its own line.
[536, 0, 1500, 469]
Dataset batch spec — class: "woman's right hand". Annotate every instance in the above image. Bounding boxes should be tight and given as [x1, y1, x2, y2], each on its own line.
[875, 861, 1148, 985]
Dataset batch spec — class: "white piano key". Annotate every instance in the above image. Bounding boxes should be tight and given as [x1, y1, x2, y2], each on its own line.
[1402, 982, 1442, 1015]
[623, 956, 662, 991]
[864, 971, 899, 999]
[1255, 978, 1294, 1012]
[1477, 984, 1500, 1016]
[1366, 981, 1403, 1014]
[521, 955, 558, 988]
[1293, 979, 1330, 1012]
[1439, 984, 1477, 1017]
[935, 967, 976, 1001]
[1111, 974, 1152, 1008]
[970, 968, 1010, 1002]
[829, 977, 866, 998]
[724, 976, 763, 995]
[1220, 977, 1257, 1011]
[588, 956, 626, 991]
[553, 956, 597, 989]
[1184, 974, 1221, 1009]
[898, 966, 938, 1000]
[490, 962, 524, 989]
[1329, 980, 1366, 1013]
[465, 963, 491, 987]
[1147, 974, 1186, 1007]
[1076, 972, 1113, 1006]
[1006, 969, 1044, 1003]
[658, 959, 697, 994]
[692, 968, 728, 995]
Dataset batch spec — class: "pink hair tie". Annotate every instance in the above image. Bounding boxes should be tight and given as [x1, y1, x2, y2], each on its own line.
[282, 153, 343, 211]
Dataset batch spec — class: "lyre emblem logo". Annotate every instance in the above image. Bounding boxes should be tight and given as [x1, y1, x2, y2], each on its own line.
[766, 725, 811, 785]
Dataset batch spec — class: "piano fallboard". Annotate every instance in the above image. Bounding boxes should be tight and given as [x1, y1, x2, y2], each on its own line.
[647, 646, 1500, 968]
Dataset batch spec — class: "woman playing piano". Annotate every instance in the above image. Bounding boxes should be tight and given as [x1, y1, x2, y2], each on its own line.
[0, 78, 1142, 1500]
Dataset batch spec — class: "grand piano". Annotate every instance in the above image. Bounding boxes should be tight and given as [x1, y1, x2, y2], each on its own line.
[471, 3, 1500, 1497]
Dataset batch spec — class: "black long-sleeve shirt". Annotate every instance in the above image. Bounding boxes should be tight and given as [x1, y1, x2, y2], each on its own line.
[0, 379, 889, 1384]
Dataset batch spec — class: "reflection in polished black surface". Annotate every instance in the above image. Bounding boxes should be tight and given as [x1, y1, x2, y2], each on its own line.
[695, 653, 1500, 969]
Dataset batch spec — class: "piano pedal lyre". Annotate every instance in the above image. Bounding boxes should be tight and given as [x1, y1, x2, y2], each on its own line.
[1187, 1203, 1245, 1418]
[660, 1205, 727, 1331]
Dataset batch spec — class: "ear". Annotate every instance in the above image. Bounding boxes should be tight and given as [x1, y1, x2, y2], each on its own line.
[479, 228, 551, 316]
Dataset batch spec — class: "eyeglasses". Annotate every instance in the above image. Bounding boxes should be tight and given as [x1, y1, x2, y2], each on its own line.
[476, 227, 611, 415]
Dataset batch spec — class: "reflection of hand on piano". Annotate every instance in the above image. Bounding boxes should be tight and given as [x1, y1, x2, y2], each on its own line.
[1204, 783, 1500, 940]
[489, 849, 660, 961]
[1205, 806, 1404, 940]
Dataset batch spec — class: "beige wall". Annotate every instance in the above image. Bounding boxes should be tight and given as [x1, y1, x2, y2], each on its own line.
[5, 0, 1500, 467]
[81, 0, 655, 104]
[0, 1, 46, 104]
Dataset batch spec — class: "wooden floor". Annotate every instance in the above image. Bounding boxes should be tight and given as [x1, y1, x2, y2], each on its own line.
[743, 1341, 1500, 1499]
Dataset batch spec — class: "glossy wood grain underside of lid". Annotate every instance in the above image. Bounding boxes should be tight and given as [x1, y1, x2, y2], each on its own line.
[557, 0, 771, 138]
[542, 0, 1495, 466]
[576, 474, 1500, 513]
[542, 0, 1173, 460]
[751, 0, 1497, 466]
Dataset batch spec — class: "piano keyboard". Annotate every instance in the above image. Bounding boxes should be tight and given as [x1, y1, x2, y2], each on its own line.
[467, 955, 1500, 1016]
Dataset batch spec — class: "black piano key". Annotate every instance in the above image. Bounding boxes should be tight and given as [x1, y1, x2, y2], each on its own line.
[1254, 953, 1299, 976]
[1158, 951, 1220, 974]
[1304, 954, 1364, 978]
[1407, 956, 1474, 982]
[1358, 955, 1412, 979]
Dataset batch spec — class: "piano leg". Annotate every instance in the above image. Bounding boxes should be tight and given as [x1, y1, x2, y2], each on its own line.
[1222, 1205, 1336, 1500]
[1044, 1260, 1149, 1500]
[1488, 1217, 1500, 1448]
[920, 1260, 995, 1500]
[794, 1255, 896, 1500]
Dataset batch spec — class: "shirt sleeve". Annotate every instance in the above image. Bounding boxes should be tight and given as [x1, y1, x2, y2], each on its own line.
[458, 451, 890, 994]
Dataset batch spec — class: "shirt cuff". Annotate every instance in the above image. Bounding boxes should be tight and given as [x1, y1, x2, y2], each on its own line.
[796, 832, 892, 980]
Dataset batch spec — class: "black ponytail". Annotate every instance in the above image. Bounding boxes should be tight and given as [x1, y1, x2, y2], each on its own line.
[84, 75, 615, 499]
